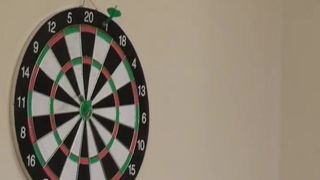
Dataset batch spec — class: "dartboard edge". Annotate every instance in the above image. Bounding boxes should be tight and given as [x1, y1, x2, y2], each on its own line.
[11, 7, 149, 180]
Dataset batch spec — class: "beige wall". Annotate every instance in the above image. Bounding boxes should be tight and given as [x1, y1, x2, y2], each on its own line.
[282, 0, 320, 179]
[0, 0, 282, 179]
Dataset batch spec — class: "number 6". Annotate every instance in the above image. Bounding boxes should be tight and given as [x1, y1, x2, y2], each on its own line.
[67, 12, 72, 24]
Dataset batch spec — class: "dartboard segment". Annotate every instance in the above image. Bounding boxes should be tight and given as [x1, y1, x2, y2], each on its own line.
[13, 7, 149, 180]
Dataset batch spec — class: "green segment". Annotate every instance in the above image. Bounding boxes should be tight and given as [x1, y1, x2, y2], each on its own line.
[92, 59, 102, 70]
[54, 131, 62, 145]
[36, 45, 49, 66]
[64, 25, 80, 35]
[97, 30, 113, 43]
[90, 156, 99, 164]
[135, 106, 140, 131]
[72, 57, 83, 65]
[27, 92, 33, 118]
[55, 71, 64, 85]
[109, 80, 117, 94]
[121, 155, 133, 173]
[70, 153, 79, 162]
[50, 98, 54, 116]
[33, 144, 46, 167]
[124, 60, 135, 82]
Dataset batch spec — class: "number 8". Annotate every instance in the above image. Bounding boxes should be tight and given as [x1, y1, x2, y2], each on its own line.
[20, 126, 26, 139]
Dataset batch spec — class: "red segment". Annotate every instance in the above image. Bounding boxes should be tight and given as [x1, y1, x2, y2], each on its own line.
[49, 84, 58, 131]
[48, 32, 64, 47]
[112, 124, 119, 139]
[112, 172, 122, 180]
[43, 166, 58, 180]
[101, 67, 111, 79]
[62, 62, 73, 73]
[50, 84, 58, 99]
[28, 118, 36, 144]
[60, 144, 70, 156]
[80, 157, 90, 165]
[131, 82, 139, 106]
[111, 42, 126, 61]
[113, 92, 120, 108]
[129, 132, 139, 155]
[28, 66, 39, 91]
[81, 24, 96, 34]
[50, 115, 57, 130]
[83, 57, 92, 65]
[98, 148, 109, 160]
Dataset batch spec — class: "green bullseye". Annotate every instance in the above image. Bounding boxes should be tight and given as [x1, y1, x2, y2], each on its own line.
[80, 100, 93, 121]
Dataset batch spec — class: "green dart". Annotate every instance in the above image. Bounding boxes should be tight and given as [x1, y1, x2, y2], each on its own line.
[106, 6, 121, 24]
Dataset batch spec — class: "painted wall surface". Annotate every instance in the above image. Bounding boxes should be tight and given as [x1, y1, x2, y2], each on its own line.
[282, 0, 320, 179]
[0, 0, 282, 179]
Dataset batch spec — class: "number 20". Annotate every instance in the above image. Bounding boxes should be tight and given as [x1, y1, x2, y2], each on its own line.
[84, 11, 94, 23]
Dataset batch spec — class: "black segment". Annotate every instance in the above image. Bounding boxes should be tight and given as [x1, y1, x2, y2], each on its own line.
[90, 73, 107, 101]
[78, 164, 90, 180]
[33, 115, 52, 139]
[65, 68, 81, 96]
[55, 112, 79, 128]
[63, 119, 81, 149]
[93, 93, 115, 108]
[56, 86, 79, 107]
[34, 69, 54, 96]
[47, 149, 67, 177]
[81, 32, 95, 58]
[78, 124, 90, 180]
[117, 83, 134, 106]
[103, 47, 122, 75]
[83, 64, 91, 99]
[92, 114, 115, 133]
[80, 122, 89, 157]
[117, 124, 134, 150]
[89, 120, 107, 152]
[51, 38, 70, 67]
[101, 154, 119, 179]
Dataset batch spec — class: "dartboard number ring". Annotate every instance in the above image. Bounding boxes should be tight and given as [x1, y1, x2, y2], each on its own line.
[12, 7, 149, 180]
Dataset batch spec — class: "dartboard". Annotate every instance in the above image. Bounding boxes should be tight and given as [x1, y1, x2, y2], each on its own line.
[12, 7, 149, 180]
